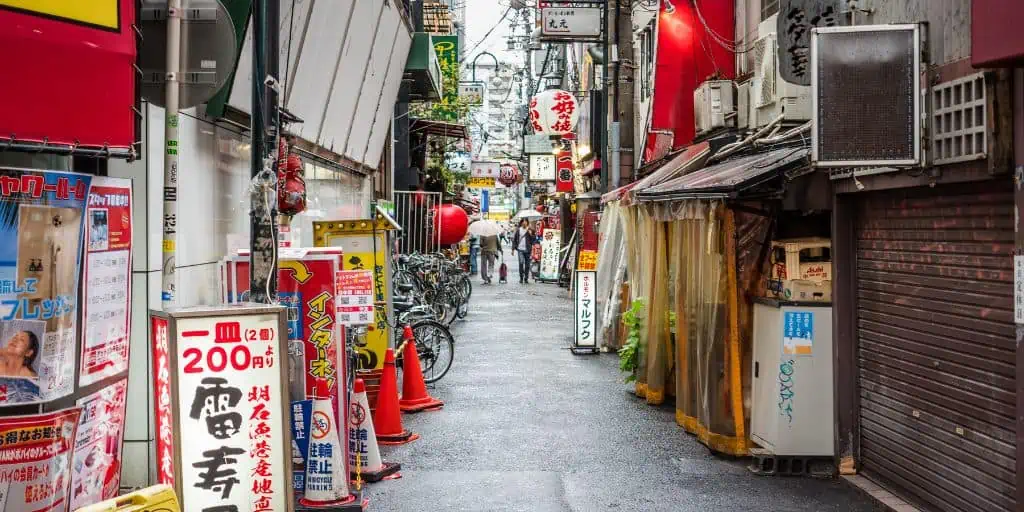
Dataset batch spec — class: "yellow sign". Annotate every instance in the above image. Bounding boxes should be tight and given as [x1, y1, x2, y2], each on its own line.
[467, 177, 496, 189]
[488, 211, 510, 221]
[0, 0, 120, 30]
[313, 220, 392, 369]
[578, 250, 598, 271]
[76, 485, 179, 512]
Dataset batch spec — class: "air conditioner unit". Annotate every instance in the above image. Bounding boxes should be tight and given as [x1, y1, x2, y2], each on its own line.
[737, 81, 751, 130]
[751, 14, 811, 127]
[694, 80, 736, 135]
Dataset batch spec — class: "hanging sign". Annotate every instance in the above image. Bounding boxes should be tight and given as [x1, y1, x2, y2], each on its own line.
[471, 161, 501, 178]
[555, 150, 574, 192]
[153, 306, 292, 512]
[541, 7, 603, 40]
[0, 168, 90, 406]
[467, 177, 496, 189]
[80, 176, 133, 387]
[458, 82, 484, 105]
[574, 271, 597, 347]
[538, 229, 562, 281]
[335, 270, 375, 326]
[70, 379, 128, 510]
[529, 154, 556, 181]
[0, 407, 82, 512]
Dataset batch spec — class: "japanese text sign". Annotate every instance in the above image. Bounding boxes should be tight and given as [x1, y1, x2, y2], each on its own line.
[555, 150, 574, 192]
[538, 229, 562, 281]
[471, 161, 500, 178]
[782, 311, 814, 356]
[71, 379, 128, 510]
[577, 250, 598, 271]
[574, 271, 597, 347]
[541, 7, 602, 39]
[529, 154, 556, 181]
[0, 407, 82, 512]
[335, 271, 375, 326]
[155, 306, 292, 512]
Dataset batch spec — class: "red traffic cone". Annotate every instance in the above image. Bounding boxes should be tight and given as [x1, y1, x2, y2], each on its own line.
[373, 348, 419, 445]
[350, 379, 401, 482]
[398, 326, 444, 413]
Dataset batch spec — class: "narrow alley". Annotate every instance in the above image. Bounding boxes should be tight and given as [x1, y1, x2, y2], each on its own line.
[368, 258, 874, 511]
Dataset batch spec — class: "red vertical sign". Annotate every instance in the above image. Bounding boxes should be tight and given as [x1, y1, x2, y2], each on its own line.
[556, 149, 574, 192]
[151, 315, 175, 487]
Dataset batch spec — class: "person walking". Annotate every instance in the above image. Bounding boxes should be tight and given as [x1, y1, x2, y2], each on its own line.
[479, 234, 501, 284]
[511, 219, 536, 284]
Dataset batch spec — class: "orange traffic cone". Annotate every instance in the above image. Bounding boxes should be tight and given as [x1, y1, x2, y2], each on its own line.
[398, 326, 444, 413]
[373, 348, 419, 445]
[349, 379, 401, 482]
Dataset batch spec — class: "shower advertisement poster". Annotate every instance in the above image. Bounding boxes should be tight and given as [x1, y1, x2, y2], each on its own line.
[0, 168, 90, 406]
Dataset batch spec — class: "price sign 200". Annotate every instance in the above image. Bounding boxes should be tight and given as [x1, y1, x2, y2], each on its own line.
[181, 321, 276, 374]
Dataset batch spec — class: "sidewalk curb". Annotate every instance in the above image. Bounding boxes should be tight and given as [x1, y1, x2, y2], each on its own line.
[842, 475, 922, 512]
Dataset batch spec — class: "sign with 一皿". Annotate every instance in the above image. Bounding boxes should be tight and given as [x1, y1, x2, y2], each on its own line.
[458, 81, 484, 105]
[152, 305, 292, 512]
[574, 271, 597, 348]
[467, 177, 496, 189]
[529, 154, 556, 181]
[335, 270, 375, 326]
[541, 7, 602, 40]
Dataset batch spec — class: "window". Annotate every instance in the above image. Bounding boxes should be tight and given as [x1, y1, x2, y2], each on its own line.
[761, 0, 780, 21]
[639, 21, 656, 100]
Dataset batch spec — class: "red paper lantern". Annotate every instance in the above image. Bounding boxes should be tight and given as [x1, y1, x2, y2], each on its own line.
[432, 203, 469, 246]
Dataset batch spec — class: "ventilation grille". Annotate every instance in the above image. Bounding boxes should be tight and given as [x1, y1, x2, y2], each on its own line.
[932, 72, 987, 165]
[754, 34, 777, 107]
[812, 25, 921, 167]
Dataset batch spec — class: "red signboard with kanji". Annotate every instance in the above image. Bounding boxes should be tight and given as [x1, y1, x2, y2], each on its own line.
[555, 148, 574, 192]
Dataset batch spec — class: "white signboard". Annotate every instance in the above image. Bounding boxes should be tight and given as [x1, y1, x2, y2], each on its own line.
[335, 270, 375, 326]
[529, 154, 556, 181]
[446, 151, 471, 174]
[1015, 255, 1024, 324]
[458, 82, 484, 105]
[524, 133, 554, 154]
[574, 271, 597, 347]
[541, 7, 602, 39]
[471, 161, 501, 178]
[173, 311, 290, 512]
[538, 229, 562, 281]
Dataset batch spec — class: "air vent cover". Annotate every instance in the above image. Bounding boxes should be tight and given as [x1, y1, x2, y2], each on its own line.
[811, 25, 921, 167]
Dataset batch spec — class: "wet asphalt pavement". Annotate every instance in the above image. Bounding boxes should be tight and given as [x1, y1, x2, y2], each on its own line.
[365, 252, 876, 512]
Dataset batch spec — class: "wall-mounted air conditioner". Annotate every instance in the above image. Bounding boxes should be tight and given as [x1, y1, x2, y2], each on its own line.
[694, 80, 736, 135]
[751, 14, 811, 127]
[737, 81, 751, 130]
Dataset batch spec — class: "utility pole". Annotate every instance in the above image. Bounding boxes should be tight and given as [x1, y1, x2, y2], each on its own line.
[249, 0, 280, 304]
[609, 0, 634, 188]
[160, 0, 182, 308]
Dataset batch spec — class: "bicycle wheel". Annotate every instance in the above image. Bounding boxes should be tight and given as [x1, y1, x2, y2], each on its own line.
[394, 269, 421, 293]
[458, 274, 472, 300]
[411, 320, 454, 383]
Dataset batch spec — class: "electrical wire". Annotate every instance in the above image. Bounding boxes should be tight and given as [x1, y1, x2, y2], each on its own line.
[691, 0, 760, 54]
[459, 5, 514, 64]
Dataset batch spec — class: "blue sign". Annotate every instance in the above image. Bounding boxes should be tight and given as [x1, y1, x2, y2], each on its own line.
[782, 311, 814, 356]
[290, 400, 313, 491]
[279, 291, 303, 340]
[481, 190, 489, 213]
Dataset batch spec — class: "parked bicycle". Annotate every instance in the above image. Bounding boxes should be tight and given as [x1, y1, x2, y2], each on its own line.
[393, 252, 471, 326]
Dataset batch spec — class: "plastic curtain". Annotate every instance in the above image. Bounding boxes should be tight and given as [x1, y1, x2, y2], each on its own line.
[636, 208, 670, 405]
[595, 202, 628, 349]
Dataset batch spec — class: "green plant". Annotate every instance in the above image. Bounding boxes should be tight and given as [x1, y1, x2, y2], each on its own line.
[618, 299, 645, 383]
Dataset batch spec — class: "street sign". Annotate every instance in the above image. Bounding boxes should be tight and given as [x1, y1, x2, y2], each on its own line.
[458, 81, 484, 105]
[467, 177, 496, 189]
[529, 154, 556, 181]
[541, 7, 602, 41]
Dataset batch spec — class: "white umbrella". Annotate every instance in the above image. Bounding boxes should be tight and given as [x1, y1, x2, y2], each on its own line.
[468, 219, 504, 237]
[513, 209, 544, 221]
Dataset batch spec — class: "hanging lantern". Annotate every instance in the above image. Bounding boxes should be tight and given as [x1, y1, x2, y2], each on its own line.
[432, 203, 469, 246]
[528, 89, 580, 136]
[277, 141, 306, 217]
[498, 164, 518, 187]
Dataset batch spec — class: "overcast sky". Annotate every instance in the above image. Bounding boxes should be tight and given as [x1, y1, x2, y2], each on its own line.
[463, 0, 521, 70]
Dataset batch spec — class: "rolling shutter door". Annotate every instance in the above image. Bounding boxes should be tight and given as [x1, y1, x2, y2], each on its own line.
[855, 179, 1016, 512]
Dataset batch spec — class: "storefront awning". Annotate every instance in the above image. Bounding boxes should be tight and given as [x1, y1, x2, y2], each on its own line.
[635, 147, 810, 202]
[600, 142, 710, 204]
[410, 119, 468, 139]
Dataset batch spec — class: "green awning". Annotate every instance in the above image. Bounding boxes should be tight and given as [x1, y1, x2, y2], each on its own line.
[404, 33, 443, 102]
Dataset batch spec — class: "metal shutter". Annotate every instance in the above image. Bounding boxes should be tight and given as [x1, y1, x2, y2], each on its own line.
[855, 179, 1016, 512]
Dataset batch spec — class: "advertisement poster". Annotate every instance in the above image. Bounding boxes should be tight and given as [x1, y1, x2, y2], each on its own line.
[783, 311, 814, 356]
[70, 379, 127, 510]
[228, 255, 343, 400]
[173, 313, 289, 512]
[0, 407, 82, 512]
[0, 169, 90, 406]
[538, 229, 562, 281]
[335, 270, 374, 326]
[289, 400, 312, 493]
[79, 177, 132, 387]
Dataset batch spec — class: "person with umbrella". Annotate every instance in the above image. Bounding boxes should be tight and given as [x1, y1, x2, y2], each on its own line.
[468, 220, 504, 284]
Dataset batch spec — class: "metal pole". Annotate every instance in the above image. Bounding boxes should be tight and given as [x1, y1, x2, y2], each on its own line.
[160, 0, 182, 308]
[249, 0, 280, 304]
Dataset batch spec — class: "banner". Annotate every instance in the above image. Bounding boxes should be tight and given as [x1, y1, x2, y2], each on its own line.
[538, 229, 562, 281]
[0, 169, 90, 406]
[0, 1, 136, 150]
[555, 150, 574, 192]
[70, 379, 128, 510]
[433, 35, 460, 121]
[0, 407, 82, 512]
[79, 177, 132, 386]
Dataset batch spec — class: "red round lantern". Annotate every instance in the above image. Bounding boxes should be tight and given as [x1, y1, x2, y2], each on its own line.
[432, 203, 469, 246]
[277, 145, 306, 217]
[498, 165, 517, 187]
